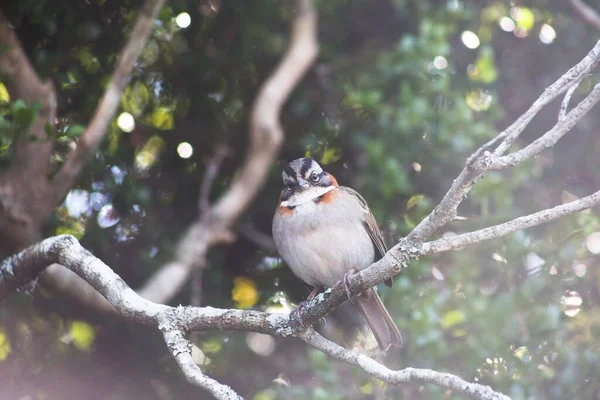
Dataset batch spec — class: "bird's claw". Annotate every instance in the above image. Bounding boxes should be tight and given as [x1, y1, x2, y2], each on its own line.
[342, 268, 357, 304]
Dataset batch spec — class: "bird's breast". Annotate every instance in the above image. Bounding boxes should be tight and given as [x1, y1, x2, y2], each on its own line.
[273, 195, 375, 287]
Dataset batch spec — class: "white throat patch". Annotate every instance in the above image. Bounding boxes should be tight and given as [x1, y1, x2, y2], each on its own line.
[280, 186, 335, 207]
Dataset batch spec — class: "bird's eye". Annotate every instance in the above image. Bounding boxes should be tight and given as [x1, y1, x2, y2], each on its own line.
[284, 184, 293, 192]
[310, 171, 320, 182]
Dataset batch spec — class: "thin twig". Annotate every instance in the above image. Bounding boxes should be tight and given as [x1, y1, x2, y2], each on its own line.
[300, 329, 510, 400]
[421, 189, 600, 255]
[199, 146, 231, 214]
[569, 0, 600, 31]
[558, 76, 585, 121]
[193, 145, 230, 313]
[491, 83, 600, 170]
[492, 40, 600, 157]
[407, 40, 600, 245]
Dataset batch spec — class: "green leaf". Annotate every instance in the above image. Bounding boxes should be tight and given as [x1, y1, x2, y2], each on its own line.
[254, 389, 277, 400]
[151, 108, 174, 130]
[440, 309, 466, 330]
[320, 148, 341, 164]
[0, 328, 11, 360]
[12, 100, 40, 129]
[0, 83, 9, 103]
[514, 7, 535, 31]
[70, 320, 96, 351]
[44, 122, 56, 138]
[406, 194, 425, 210]
[470, 47, 498, 84]
[64, 124, 86, 138]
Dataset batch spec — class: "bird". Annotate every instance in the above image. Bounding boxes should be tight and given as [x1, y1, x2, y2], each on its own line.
[272, 157, 402, 350]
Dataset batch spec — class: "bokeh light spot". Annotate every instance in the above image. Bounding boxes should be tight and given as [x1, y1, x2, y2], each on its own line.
[573, 263, 587, 277]
[499, 17, 515, 32]
[539, 24, 556, 44]
[246, 333, 276, 357]
[586, 232, 600, 254]
[461, 31, 480, 49]
[433, 55, 448, 69]
[117, 112, 135, 132]
[561, 291, 582, 317]
[97, 204, 120, 228]
[177, 142, 194, 159]
[175, 12, 191, 28]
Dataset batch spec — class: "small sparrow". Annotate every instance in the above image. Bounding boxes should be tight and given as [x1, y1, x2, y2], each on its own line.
[272, 157, 402, 350]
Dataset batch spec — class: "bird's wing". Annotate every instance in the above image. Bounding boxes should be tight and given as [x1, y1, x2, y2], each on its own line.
[340, 186, 392, 287]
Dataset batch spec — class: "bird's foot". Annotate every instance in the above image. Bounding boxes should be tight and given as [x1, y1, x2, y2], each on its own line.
[341, 268, 357, 304]
[291, 286, 321, 329]
[291, 301, 308, 328]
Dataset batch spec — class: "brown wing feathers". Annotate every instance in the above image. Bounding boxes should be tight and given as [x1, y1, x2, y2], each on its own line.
[340, 187, 393, 287]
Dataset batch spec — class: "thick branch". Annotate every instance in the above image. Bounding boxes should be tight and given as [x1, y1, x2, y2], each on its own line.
[0, 235, 507, 400]
[51, 0, 166, 204]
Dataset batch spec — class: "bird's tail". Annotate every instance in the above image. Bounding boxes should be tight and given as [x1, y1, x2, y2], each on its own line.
[355, 288, 402, 351]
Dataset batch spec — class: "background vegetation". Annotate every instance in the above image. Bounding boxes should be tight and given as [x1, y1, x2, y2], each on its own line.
[1, 0, 600, 398]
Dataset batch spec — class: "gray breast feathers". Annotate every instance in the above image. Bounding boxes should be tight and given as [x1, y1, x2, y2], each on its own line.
[272, 187, 377, 287]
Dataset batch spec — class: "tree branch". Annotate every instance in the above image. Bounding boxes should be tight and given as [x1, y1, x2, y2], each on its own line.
[300, 329, 509, 400]
[491, 40, 600, 157]
[161, 327, 242, 400]
[569, 0, 600, 31]
[0, 234, 509, 400]
[50, 0, 166, 204]
[490, 83, 600, 170]
[199, 146, 231, 214]
[421, 189, 600, 255]
[406, 40, 600, 245]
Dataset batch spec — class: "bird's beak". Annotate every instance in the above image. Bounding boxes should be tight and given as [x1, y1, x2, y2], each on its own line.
[297, 177, 309, 189]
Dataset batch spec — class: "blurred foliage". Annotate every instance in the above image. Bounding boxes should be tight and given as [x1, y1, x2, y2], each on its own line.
[1, 0, 600, 399]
